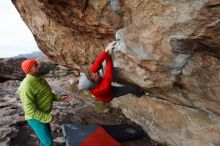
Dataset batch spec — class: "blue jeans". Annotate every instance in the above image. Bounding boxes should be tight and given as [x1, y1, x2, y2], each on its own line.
[27, 119, 53, 146]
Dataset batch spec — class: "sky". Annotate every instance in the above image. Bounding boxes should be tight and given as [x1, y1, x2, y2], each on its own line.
[0, 0, 39, 58]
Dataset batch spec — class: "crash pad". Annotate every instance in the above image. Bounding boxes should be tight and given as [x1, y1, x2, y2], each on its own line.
[62, 123, 144, 146]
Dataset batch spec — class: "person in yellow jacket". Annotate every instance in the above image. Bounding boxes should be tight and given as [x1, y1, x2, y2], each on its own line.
[18, 59, 70, 146]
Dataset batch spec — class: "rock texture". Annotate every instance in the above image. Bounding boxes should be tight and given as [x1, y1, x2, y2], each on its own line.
[0, 72, 159, 146]
[0, 58, 25, 82]
[12, 0, 220, 145]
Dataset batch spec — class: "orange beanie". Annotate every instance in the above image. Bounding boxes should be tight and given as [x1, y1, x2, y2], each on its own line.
[21, 59, 37, 74]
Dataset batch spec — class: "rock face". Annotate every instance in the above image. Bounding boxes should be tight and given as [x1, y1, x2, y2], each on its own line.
[0, 58, 25, 82]
[12, 0, 220, 145]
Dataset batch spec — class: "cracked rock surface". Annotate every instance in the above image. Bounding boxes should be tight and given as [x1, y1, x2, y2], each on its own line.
[11, 0, 220, 145]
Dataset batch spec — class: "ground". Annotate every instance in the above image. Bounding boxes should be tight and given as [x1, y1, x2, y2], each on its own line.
[0, 74, 164, 146]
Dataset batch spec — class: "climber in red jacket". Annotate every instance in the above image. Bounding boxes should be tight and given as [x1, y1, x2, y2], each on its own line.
[78, 41, 144, 105]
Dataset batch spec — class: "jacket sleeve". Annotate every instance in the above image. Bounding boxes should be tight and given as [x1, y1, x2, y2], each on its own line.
[42, 78, 61, 101]
[90, 51, 108, 73]
[20, 87, 53, 123]
[90, 52, 113, 95]
[103, 54, 113, 82]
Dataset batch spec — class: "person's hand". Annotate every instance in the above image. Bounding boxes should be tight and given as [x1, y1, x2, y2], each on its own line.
[51, 116, 60, 124]
[61, 95, 71, 102]
[105, 41, 116, 52]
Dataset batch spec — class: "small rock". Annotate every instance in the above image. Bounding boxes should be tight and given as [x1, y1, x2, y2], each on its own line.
[54, 137, 65, 143]
[29, 133, 37, 138]
[68, 77, 78, 85]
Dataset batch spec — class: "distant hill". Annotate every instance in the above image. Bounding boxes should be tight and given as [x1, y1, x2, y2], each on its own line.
[13, 51, 48, 59]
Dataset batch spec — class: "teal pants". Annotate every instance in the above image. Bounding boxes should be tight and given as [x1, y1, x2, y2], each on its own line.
[27, 119, 53, 146]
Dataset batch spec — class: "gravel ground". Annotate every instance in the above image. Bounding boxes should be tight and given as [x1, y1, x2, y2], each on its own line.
[0, 76, 164, 146]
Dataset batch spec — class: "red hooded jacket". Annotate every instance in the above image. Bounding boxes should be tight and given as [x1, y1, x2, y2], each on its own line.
[89, 51, 113, 103]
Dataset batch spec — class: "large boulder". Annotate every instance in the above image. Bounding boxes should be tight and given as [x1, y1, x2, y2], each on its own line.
[0, 58, 25, 82]
[12, 0, 220, 145]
